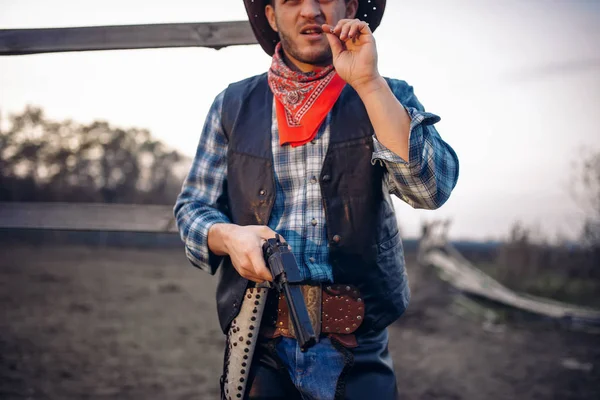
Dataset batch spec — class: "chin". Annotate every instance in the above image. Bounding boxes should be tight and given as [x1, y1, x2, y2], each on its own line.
[297, 48, 332, 66]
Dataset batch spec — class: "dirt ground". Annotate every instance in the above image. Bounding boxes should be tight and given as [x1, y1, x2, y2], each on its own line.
[0, 244, 598, 400]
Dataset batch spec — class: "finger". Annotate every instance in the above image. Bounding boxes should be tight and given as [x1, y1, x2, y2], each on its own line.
[322, 23, 335, 35]
[236, 260, 263, 283]
[260, 226, 278, 240]
[338, 19, 364, 40]
[323, 24, 341, 40]
[348, 21, 366, 39]
[259, 227, 290, 247]
[239, 269, 264, 284]
[324, 30, 344, 58]
[332, 19, 348, 37]
[246, 275, 265, 284]
[249, 250, 273, 282]
[340, 22, 352, 41]
[358, 20, 371, 33]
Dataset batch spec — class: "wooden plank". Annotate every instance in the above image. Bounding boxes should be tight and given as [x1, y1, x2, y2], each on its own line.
[418, 222, 600, 325]
[0, 21, 257, 55]
[424, 250, 600, 321]
[0, 202, 177, 233]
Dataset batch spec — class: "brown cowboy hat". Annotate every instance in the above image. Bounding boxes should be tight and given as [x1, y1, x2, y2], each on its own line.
[243, 0, 387, 56]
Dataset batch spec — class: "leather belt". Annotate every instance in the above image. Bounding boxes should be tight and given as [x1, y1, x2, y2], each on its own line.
[259, 284, 365, 348]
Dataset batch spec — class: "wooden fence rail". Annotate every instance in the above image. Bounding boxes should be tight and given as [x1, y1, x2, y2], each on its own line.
[0, 202, 177, 233]
[0, 20, 255, 232]
[0, 21, 257, 55]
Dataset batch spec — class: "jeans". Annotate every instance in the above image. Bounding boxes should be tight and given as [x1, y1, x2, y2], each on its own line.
[276, 336, 346, 399]
[245, 329, 398, 400]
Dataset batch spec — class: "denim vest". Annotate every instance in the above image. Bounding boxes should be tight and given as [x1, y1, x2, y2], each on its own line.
[214, 73, 410, 334]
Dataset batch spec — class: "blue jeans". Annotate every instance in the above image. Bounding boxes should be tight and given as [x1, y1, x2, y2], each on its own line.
[245, 329, 398, 400]
[276, 336, 346, 399]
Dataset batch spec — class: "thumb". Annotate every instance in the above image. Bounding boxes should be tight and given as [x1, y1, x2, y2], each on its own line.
[259, 226, 288, 245]
[323, 29, 344, 59]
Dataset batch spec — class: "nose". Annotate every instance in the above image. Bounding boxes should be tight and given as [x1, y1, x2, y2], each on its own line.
[300, 0, 322, 20]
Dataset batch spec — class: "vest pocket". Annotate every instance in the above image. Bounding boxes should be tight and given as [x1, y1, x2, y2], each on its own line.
[376, 229, 401, 255]
[374, 230, 408, 297]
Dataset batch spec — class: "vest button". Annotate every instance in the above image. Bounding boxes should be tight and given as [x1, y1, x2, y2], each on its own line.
[332, 235, 341, 244]
[259, 189, 266, 196]
[322, 175, 331, 182]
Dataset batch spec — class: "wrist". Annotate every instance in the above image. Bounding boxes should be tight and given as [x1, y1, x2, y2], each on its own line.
[208, 223, 236, 256]
[353, 75, 387, 99]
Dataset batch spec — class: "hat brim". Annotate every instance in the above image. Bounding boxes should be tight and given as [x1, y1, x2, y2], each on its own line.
[243, 0, 386, 56]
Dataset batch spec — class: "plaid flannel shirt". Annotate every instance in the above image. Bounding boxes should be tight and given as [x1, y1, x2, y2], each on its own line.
[174, 79, 459, 282]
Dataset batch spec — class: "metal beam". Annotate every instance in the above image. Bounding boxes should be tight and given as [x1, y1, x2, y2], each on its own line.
[0, 202, 177, 233]
[0, 20, 257, 55]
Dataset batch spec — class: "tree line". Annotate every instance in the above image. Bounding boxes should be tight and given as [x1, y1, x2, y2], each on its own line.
[0, 106, 189, 205]
[1, 105, 598, 303]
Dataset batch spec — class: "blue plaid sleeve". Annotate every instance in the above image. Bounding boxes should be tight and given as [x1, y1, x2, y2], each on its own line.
[173, 90, 231, 275]
[372, 79, 459, 210]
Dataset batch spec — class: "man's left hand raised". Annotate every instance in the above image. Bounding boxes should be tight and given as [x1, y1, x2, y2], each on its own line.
[322, 19, 381, 92]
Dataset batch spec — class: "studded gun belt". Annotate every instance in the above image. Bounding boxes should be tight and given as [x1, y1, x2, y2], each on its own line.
[259, 283, 365, 348]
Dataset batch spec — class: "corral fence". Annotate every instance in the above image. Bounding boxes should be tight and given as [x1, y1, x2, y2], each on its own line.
[0, 20, 257, 233]
[2, 19, 600, 328]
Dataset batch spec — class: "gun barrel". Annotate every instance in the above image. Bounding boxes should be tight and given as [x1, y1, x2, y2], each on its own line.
[263, 235, 317, 352]
[283, 284, 316, 351]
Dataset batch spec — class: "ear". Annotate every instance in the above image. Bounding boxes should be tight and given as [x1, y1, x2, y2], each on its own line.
[265, 4, 279, 33]
[345, 0, 358, 19]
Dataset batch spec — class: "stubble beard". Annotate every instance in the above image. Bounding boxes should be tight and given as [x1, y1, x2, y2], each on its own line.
[278, 29, 333, 67]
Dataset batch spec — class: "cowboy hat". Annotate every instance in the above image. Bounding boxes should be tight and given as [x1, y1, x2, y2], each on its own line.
[243, 0, 386, 56]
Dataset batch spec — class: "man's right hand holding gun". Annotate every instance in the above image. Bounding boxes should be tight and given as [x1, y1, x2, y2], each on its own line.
[207, 223, 280, 283]
[208, 224, 316, 350]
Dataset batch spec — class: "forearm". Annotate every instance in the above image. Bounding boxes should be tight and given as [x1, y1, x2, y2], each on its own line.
[367, 79, 459, 210]
[354, 76, 412, 161]
[173, 89, 232, 273]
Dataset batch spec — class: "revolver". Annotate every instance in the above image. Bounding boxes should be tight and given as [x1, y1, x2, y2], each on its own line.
[262, 235, 317, 351]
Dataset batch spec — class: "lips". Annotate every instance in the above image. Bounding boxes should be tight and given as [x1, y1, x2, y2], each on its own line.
[300, 25, 323, 35]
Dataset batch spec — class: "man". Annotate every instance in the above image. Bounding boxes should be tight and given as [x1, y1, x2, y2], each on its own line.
[174, 0, 459, 398]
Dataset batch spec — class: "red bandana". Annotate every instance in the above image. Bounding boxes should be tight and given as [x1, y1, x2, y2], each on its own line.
[267, 43, 346, 147]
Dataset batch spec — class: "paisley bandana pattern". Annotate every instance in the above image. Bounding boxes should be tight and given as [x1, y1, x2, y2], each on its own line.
[268, 43, 345, 147]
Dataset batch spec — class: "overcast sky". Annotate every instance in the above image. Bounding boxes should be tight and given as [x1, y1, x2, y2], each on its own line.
[1, 0, 599, 240]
